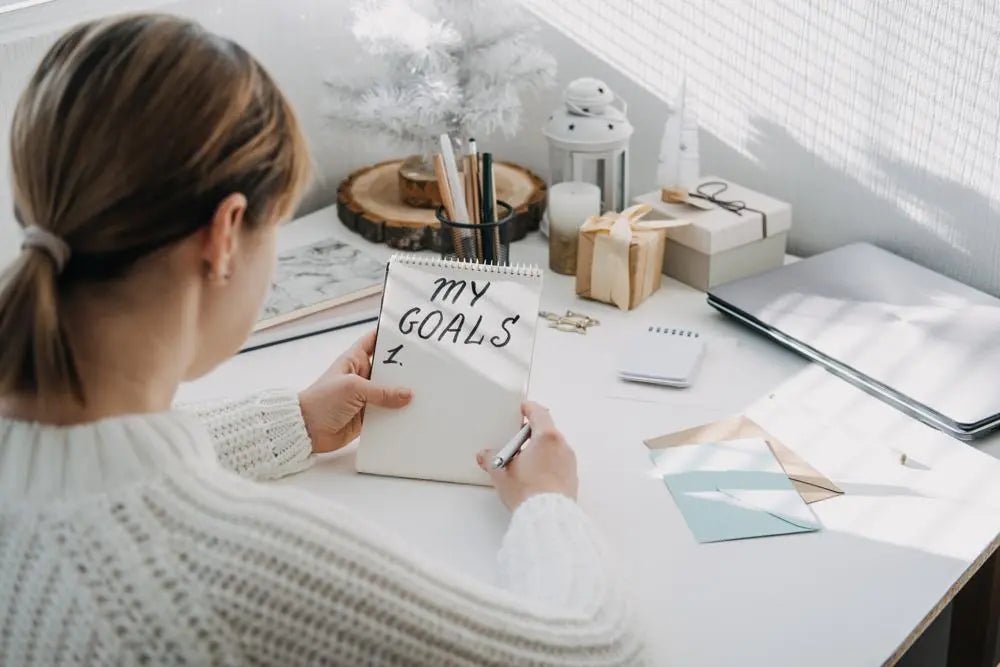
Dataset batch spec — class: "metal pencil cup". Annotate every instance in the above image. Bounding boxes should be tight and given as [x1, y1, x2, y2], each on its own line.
[436, 201, 514, 264]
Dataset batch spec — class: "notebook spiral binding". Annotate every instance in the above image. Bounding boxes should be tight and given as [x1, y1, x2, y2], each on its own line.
[648, 326, 700, 338]
[390, 253, 541, 278]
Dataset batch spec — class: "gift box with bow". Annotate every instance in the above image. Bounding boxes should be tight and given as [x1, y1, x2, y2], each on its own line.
[634, 177, 793, 291]
[575, 204, 688, 310]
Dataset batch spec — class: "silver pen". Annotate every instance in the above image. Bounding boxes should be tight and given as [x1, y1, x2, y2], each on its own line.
[492, 423, 532, 469]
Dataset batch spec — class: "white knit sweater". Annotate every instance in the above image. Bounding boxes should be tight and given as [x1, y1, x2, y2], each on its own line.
[0, 389, 642, 666]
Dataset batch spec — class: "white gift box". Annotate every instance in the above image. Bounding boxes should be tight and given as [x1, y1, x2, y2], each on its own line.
[633, 177, 792, 291]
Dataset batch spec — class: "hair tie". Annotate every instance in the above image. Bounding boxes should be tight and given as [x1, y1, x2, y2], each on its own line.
[21, 225, 71, 273]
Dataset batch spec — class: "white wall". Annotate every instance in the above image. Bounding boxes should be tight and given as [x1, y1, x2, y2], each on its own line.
[525, 0, 1000, 297]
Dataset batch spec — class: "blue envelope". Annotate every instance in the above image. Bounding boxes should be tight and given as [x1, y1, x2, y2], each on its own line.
[651, 438, 821, 543]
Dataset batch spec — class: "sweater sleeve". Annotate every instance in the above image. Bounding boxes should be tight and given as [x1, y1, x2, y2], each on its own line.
[181, 389, 313, 480]
[171, 474, 645, 666]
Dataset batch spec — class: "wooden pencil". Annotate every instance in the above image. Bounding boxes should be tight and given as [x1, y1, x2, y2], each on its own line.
[464, 155, 483, 259]
[438, 133, 473, 259]
[433, 154, 465, 258]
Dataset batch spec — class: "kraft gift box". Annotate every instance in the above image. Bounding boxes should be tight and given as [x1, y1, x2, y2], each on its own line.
[633, 177, 792, 291]
[575, 205, 680, 310]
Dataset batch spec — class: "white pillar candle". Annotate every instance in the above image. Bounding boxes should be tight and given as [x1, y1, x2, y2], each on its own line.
[548, 181, 601, 275]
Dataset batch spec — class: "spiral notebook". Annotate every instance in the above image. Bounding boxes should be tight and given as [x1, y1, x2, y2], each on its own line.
[357, 255, 543, 485]
[618, 326, 706, 387]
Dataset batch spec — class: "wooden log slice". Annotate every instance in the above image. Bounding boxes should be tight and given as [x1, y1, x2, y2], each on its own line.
[338, 159, 546, 252]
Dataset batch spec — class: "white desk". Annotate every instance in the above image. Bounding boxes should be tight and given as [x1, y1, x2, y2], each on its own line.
[179, 206, 1000, 666]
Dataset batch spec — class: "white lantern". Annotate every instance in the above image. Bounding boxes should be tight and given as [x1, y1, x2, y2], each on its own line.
[544, 77, 634, 214]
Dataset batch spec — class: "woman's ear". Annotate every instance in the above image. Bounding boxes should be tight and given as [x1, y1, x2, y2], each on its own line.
[202, 193, 248, 284]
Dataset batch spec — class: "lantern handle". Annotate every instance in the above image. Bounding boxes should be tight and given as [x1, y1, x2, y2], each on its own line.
[613, 95, 627, 118]
[565, 88, 627, 118]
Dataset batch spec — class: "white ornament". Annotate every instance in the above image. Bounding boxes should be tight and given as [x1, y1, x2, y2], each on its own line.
[327, 0, 557, 155]
[657, 78, 700, 191]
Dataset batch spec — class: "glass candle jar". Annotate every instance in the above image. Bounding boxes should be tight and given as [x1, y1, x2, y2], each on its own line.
[547, 181, 601, 275]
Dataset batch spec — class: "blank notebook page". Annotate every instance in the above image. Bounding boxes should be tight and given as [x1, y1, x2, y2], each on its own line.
[357, 255, 542, 485]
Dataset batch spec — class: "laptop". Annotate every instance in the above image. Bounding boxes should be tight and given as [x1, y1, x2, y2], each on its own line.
[707, 242, 1000, 440]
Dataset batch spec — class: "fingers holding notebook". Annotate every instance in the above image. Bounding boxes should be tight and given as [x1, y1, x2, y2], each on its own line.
[350, 376, 414, 409]
[319, 329, 378, 378]
[300, 369, 413, 454]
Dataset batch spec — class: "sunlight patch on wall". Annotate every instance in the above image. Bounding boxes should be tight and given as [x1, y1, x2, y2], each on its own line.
[521, 0, 999, 256]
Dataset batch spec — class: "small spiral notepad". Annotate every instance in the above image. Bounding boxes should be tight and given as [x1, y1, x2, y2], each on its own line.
[618, 326, 706, 387]
[357, 255, 543, 485]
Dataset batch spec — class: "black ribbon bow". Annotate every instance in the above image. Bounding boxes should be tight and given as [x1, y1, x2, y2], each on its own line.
[688, 180, 768, 238]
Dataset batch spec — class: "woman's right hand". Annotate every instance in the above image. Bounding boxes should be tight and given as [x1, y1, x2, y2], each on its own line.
[476, 401, 578, 511]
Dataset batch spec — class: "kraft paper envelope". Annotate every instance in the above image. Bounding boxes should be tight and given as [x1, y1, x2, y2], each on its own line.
[644, 415, 843, 504]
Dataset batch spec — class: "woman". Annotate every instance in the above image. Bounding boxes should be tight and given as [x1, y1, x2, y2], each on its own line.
[0, 14, 641, 666]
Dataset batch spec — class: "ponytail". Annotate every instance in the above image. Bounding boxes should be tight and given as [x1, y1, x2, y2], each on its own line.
[1, 14, 311, 403]
[0, 248, 80, 399]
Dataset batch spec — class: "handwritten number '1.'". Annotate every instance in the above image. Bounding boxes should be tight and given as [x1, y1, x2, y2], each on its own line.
[383, 344, 403, 365]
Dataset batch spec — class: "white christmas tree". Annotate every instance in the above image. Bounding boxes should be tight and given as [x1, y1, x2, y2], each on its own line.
[327, 0, 557, 158]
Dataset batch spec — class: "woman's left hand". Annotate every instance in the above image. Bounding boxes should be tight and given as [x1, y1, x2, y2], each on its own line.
[298, 330, 412, 454]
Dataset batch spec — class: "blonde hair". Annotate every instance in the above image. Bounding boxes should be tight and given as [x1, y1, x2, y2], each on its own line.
[0, 13, 311, 400]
